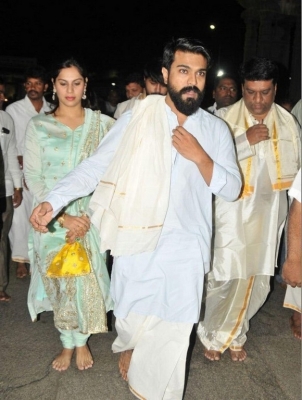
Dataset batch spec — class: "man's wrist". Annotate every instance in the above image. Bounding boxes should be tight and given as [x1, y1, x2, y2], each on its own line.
[14, 187, 23, 191]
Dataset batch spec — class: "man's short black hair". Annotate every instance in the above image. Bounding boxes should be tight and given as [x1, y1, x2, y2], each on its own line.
[24, 65, 48, 83]
[239, 57, 279, 85]
[124, 72, 144, 88]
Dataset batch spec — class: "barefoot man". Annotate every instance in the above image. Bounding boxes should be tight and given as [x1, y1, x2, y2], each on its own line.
[197, 57, 301, 362]
[282, 168, 301, 340]
[29, 37, 241, 399]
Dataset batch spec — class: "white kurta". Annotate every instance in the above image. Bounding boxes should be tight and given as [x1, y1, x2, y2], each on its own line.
[6, 96, 52, 263]
[212, 104, 300, 280]
[197, 102, 300, 352]
[46, 100, 241, 324]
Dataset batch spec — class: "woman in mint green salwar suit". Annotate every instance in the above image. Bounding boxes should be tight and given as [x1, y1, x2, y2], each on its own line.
[23, 59, 115, 371]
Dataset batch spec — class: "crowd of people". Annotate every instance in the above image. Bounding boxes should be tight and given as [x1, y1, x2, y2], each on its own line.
[0, 36, 300, 400]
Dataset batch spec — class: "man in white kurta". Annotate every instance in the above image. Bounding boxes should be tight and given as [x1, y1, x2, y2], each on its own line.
[6, 66, 52, 277]
[197, 57, 301, 362]
[282, 168, 301, 340]
[29, 38, 241, 400]
[0, 110, 23, 301]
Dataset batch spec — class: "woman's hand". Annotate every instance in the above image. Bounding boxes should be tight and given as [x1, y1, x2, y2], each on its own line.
[63, 214, 90, 243]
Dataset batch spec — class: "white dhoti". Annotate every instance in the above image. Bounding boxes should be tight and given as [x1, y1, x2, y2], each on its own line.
[197, 275, 270, 351]
[9, 187, 32, 263]
[113, 312, 192, 400]
[284, 286, 301, 313]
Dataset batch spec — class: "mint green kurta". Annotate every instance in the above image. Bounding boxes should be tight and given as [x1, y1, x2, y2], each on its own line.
[24, 109, 115, 334]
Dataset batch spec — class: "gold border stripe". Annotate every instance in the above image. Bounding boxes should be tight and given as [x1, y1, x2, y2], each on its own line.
[219, 276, 255, 352]
[100, 180, 116, 186]
[271, 122, 282, 190]
[118, 224, 163, 229]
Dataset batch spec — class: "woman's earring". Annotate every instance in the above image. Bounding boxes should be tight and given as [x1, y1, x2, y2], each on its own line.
[82, 90, 86, 100]
[52, 89, 56, 101]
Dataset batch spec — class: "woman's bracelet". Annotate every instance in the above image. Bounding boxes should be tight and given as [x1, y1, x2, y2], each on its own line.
[57, 213, 66, 228]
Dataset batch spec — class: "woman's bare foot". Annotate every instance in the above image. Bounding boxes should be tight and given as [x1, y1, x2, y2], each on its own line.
[229, 347, 247, 361]
[16, 263, 28, 279]
[290, 311, 302, 340]
[119, 350, 133, 381]
[0, 291, 11, 302]
[204, 349, 221, 361]
[76, 345, 93, 370]
[52, 348, 74, 371]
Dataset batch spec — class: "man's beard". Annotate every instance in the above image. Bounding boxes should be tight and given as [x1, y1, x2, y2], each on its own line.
[168, 84, 204, 116]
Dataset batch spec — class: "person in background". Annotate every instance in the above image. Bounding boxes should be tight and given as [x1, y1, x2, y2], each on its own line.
[103, 88, 121, 118]
[0, 77, 7, 110]
[23, 58, 115, 372]
[291, 99, 302, 127]
[0, 109, 23, 301]
[207, 74, 239, 115]
[124, 72, 144, 99]
[28, 37, 241, 400]
[114, 57, 167, 119]
[278, 97, 295, 113]
[197, 57, 300, 362]
[282, 168, 301, 340]
[6, 66, 52, 279]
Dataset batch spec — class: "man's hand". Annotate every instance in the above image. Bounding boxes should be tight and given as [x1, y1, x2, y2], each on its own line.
[172, 126, 213, 185]
[29, 201, 53, 233]
[172, 126, 203, 163]
[282, 260, 301, 288]
[246, 121, 269, 145]
[13, 189, 22, 208]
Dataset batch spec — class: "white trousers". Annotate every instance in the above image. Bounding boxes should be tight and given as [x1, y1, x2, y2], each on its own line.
[9, 187, 32, 263]
[284, 286, 301, 313]
[197, 275, 270, 352]
[113, 312, 192, 400]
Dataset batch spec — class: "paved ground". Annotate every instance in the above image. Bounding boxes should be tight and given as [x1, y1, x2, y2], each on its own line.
[0, 266, 301, 400]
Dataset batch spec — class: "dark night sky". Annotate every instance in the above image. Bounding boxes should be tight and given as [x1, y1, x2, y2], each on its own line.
[2, 1, 245, 73]
[2, 1, 246, 103]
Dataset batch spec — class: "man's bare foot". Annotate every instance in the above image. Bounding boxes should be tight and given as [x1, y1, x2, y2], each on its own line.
[52, 348, 74, 371]
[0, 291, 11, 302]
[204, 349, 221, 361]
[16, 263, 28, 279]
[229, 347, 247, 361]
[290, 311, 302, 340]
[119, 350, 133, 381]
[76, 345, 93, 370]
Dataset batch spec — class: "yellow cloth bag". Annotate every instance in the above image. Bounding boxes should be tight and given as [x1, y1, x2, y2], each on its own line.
[46, 241, 91, 278]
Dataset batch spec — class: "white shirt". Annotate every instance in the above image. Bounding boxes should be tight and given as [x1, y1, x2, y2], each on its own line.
[6, 96, 52, 156]
[114, 93, 144, 119]
[0, 111, 22, 197]
[207, 102, 218, 115]
[44, 103, 241, 323]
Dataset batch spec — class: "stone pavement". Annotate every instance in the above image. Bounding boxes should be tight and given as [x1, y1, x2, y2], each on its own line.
[0, 267, 301, 400]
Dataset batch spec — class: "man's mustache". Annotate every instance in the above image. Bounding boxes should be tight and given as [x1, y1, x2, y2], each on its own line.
[28, 90, 39, 95]
[180, 86, 201, 95]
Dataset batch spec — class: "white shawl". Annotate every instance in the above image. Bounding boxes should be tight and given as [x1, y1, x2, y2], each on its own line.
[89, 95, 172, 256]
[223, 99, 300, 198]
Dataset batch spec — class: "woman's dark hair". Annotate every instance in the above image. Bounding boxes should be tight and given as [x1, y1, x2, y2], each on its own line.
[162, 37, 212, 71]
[48, 58, 98, 114]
